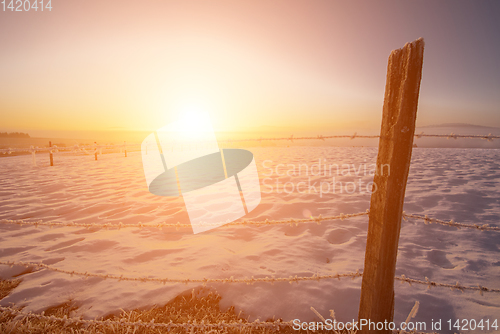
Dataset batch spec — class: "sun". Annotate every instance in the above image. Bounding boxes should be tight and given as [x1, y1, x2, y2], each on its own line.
[175, 105, 212, 141]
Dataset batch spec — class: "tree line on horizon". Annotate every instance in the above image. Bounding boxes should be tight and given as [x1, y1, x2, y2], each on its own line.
[0, 132, 30, 138]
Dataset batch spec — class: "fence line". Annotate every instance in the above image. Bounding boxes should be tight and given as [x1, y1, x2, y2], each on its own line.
[2, 134, 499, 328]
[0, 261, 362, 284]
[1, 132, 499, 154]
[0, 143, 133, 154]
[0, 211, 369, 230]
[220, 133, 380, 142]
[414, 132, 499, 141]
[217, 132, 500, 143]
[402, 213, 500, 231]
[1, 260, 498, 294]
[2, 211, 498, 233]
[395, 275, 500, 295]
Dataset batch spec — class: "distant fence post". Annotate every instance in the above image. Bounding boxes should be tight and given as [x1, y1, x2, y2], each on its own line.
[49, 141, 54, 166]
[358, 38, 424, 333]
[30, 146, 36, 167]
[94, 142, 98, 161]
[124, 141, 127, 157]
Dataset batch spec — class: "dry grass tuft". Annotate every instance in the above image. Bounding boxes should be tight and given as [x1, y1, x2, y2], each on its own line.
[0, 279, 21, 300]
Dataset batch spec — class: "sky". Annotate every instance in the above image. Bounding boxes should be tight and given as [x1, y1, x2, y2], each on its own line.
[1, 0, 499, 138]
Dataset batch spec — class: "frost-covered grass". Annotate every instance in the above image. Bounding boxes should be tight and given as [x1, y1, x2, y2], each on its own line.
[0, 279, 21, 300]
[1, 279, 299, 334]
[0, 278, 365, 333]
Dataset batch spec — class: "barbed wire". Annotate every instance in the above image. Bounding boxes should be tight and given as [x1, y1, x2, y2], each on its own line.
[1, 132, 498, 154]
[2, 131, 498, 332]
[0, 261, 362, 284]
[395, 275, 500, 295]
[219, 133, 380, 143]
[0, 306, 292, 331]
[0, 211, 370, 230]
[3, 211, 499, 233]
[1, 260, 499, 294]
[0, 143, 135, 154]
[402, 213, 500, 231]
[218, 132, 500, 143]
[414, 132, 499, 141]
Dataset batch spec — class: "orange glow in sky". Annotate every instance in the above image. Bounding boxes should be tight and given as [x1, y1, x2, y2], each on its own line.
[1, 1, 499, 138]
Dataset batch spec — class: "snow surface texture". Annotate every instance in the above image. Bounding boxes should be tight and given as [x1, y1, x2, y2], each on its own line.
[0, 147, 499, 333]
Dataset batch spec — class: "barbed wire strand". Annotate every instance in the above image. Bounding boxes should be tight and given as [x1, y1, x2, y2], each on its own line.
[0, 260, 498, 294]
[217, 132, 500, 143]
[413, 132, 499, 141]
[3, 212, 499, 233]
[0, 261, 362, 285]
[1, 132, 498, 153]
[0, 144, 132, 154]
[402, 213, 500, 231]
[0, 211, 370, 230]
[219, 134, 380, 143]
[395, 275, 500, 295]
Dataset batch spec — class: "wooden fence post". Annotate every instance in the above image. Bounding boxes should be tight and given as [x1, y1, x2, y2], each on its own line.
[49, 141, 54, 166]
[358, 38, 424, 333]
[30, 146, 36, 167]
[94, 142, 98, 161]
[124, 141, 127, 157]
